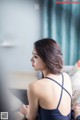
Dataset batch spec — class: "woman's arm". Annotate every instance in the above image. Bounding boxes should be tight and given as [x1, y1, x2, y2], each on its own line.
[20, 83, 39, 120]
[27, 83, 39, 120]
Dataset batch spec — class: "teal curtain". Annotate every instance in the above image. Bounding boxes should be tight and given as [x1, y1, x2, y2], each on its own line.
[40, 0, 80, 65]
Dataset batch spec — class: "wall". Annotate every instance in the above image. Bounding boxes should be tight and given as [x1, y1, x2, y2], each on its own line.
[0, 0, 41, 72]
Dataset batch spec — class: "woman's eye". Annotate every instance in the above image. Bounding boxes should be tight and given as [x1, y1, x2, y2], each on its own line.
[34, 56, 38, 58]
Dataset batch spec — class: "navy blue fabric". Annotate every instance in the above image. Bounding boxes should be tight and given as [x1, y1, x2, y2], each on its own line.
[38, 107, 71, 120]
[38, 74, 71, 120]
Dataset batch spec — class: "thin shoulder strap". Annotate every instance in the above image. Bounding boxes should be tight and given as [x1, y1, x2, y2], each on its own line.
[57, 73, 64, 108]
[44, 75, 72, 98]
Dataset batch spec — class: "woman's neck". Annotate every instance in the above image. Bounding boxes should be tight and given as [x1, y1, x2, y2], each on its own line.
[41, 69, 60, 78]
[42, 69, 51, 77]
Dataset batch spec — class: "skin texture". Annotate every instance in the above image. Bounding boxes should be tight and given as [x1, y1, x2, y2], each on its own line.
[73, 103, 80, 118]
[19, 48, 72, 120]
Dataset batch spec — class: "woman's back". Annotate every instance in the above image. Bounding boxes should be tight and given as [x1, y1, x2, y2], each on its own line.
[20, 38, 73, 120]
[37, 72, 72, 120]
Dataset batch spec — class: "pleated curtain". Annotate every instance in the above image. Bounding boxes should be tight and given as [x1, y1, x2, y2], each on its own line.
[40, 0, 80, 65]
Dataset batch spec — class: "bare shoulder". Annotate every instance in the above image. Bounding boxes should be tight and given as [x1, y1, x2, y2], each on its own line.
[62, 72, 71, 80]
[62, 72, 72, 87]
[27, 79, 43, 94]
[28, 78, 43, 88]
[63, 72, 72, 95]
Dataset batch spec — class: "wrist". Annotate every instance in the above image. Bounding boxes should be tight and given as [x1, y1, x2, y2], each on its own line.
[23, 114, 28, 120]
[25, 114, 28, 120]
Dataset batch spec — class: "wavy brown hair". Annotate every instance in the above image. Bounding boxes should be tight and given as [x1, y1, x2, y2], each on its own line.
[34, 38, 63, 74]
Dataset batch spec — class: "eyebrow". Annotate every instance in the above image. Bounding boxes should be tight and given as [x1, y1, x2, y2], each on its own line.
[32, 52, 38, 55]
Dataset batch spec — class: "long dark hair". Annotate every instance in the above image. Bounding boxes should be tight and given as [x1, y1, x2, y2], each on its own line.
[34, 38, 63, 74]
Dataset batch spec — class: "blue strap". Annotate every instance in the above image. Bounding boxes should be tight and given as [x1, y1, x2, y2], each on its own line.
[44, 74, 72, 99]
[57, 73, 64, 108]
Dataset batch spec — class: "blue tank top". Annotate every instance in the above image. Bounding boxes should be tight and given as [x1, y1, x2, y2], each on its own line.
[38, 73, 72, 120]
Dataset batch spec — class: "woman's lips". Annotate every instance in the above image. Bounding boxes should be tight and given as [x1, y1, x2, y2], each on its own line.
[32, 64, 34, 67]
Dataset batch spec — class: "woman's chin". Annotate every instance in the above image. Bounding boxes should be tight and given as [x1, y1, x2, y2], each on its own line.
[34, 68, 39, 71]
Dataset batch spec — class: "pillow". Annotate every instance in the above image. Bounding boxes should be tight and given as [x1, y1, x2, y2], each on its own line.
[69, 60, 80, 106]
[69, 60, 80, 76]
[62, 65, 73, 73]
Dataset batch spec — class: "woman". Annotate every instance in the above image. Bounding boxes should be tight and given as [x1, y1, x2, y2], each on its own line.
[20, 38, 72, 120]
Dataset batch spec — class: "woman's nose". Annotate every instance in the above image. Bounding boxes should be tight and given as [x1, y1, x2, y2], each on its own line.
[31, 57, 34, 62]
[31, 58, 32, 62]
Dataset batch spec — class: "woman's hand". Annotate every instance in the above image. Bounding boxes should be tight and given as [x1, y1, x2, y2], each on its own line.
[73, 103, 80, 118]
[20, 104, 29, 118]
